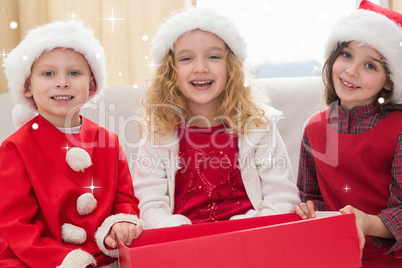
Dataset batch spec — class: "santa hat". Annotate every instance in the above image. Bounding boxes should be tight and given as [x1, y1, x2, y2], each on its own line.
[151, 7, 247, 66]
[3, 20, 107, 128]
[324, 0, 402, 103]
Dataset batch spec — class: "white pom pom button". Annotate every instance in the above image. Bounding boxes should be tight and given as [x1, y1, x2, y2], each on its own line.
[77, 193, 98, 215]
[65, 147, 92, 172]
[61, 223, 87, 244]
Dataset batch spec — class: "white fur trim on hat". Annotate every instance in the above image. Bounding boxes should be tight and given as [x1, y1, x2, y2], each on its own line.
[11, 104, 38, 130]
[324, 9, 402, 103]
[56, 249, 96, 268]
[151, 7, 247, 65]
[95, 213, 144, 258]
[3, 20, 107, 129]
[66, 147, 92, 172]
[61, 223, 87, 244]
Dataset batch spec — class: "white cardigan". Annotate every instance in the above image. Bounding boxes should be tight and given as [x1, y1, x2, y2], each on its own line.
[133, 106, 301, 229]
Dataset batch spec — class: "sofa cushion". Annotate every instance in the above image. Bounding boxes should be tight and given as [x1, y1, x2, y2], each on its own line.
[256, 77, 325, 176]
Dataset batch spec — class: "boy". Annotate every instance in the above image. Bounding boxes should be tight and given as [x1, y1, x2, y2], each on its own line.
[0, 20, 142, 267]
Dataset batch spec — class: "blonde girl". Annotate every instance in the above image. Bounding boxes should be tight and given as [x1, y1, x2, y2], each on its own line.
[134, 7, 300, 229]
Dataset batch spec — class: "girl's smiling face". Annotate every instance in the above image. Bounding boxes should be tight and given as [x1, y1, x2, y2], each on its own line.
[332, 42, 391, 113]
[173, 29, 228, 119]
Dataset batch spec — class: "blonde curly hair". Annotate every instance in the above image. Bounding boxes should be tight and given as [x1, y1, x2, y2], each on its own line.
[142, 46, 269, 137]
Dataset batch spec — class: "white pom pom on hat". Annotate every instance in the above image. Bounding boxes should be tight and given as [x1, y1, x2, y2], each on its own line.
[151, 7, 247, 66]
[324, 0, 402, 103]
[2, 20, 107, 129]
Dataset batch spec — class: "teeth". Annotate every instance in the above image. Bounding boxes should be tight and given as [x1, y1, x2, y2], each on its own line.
[192, 80, 212, 85]
[52, 96, 72, 100]
[341, 79, 358, 88]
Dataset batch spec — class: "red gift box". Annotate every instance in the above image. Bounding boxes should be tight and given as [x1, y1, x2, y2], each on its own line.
[118, 213, 361, 268]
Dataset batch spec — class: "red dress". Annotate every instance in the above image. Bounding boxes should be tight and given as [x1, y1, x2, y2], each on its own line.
[306, 110, 402, 266]
[174, 124, 253, 224]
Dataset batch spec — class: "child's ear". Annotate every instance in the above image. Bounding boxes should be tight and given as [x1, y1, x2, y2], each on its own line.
[24, 80, 33, 98]
[384, 81, 392, 91]
[88, 77, 97, 96]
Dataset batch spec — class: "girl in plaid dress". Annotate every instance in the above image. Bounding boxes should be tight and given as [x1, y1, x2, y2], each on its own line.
[291, 1, 402, 266]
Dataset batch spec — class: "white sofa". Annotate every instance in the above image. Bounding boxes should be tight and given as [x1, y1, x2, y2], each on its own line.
[0, 76, 325, 177]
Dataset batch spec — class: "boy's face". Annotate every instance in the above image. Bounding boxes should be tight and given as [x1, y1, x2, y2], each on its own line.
[25, 48, 96, 127]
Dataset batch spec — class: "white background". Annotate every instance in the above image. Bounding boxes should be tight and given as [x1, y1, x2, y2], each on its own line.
[196, 0, 385, 74]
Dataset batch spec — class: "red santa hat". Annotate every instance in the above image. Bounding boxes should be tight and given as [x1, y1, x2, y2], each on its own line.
[324, 0, 402, 103]
[3, 20, 107, 128]
[151, 6, 247, 66]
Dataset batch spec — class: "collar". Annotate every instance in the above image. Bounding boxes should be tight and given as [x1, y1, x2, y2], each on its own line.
[330, 101, 380, 119]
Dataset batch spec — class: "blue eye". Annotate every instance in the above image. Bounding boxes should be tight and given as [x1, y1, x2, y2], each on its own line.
[341, 52, 352, 59]
[180, 57, 191, 61]
[69, 71, 79, 76]
[365, 63, 376, 70]
[209, 55, 220, 60]
[43, 71, 54, 77]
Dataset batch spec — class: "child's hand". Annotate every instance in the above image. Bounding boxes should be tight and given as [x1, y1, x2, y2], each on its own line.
[290, 200, 316, 219]
[340, 205, 368, 257]
[104, 222, 143, 248]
